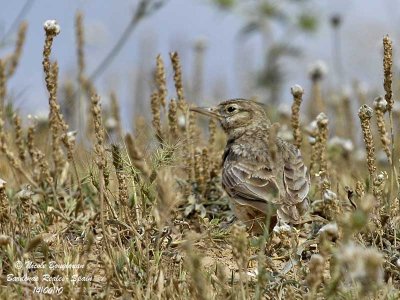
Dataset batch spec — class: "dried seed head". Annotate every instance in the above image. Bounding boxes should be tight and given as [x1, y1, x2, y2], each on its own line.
[309, 60, 328, 81]
[75, 12, 85, 80]
[43, 20, 60, 35]
[355, 181, 365, 198]
[383, 35, 393, 111]
[0, 234, 10, 246]
[323, 189, 337, 201]
[328, 136, 354, 152]
[155, 54, 167, 109]
[291, 84, 304, 97]
[150, 91, 163, 142]
[111, 144, 129, 205]
[170, 52, 186, 111]
[373, 171, 386, 204]
[358, 104, 376, 177]
[168, 98, 178, 140]
[318, 222, 339, 241]
[330, 14, 341, 28]
[373, 96, 391, 164]
[338, 242, 384, 291]
[124, 133, 150, 177]
[373, 96, 387, 112]
[316, 112, 328, 126]
[358, 104, 373, 120]
[290, 84, 304, 149]
[316, 113, 329, 178]
[306, 120, 318, 137]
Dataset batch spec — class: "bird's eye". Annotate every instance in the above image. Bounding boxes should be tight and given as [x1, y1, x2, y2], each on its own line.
[227, 106, 236, 113]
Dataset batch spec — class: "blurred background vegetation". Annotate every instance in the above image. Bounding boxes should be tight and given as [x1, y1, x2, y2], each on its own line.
[0, 0, 399, 129]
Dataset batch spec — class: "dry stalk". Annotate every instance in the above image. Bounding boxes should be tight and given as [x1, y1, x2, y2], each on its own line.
[61, 80, 76, 126]
[308, 62, 326, 119]
[7, 22, 27, 77]
[110, 91, 123, 139]
[358, 104, 377, 180]
[0, 119, 37, 187]
[341, 93, 354, 142]
[382, 35, 398, 201]
[201, 148, 210, 197]
[306, 254, 325, 294]
[192, 39, 206, 101]
[194, 149, 204, 194]
[75, 12, 85, 85]
[91, 94, 109, 187]
[209, 159, 220, 182]
[170, 52, 186, 111]
[43, 21, 66, 176]
[231, 224, 248, 299]
[74, 12, 97, 139]
[0, 60, 6, 119]
[155, 169, 179, 227]
[373, 172, 386, 207]
[155, 54, 167, 110]
[290, 84, 304, 149]
[151, 90, 163, 143]
[208, 118, 217, 148]
[355, 181, 365, 199]
[383, 35, 393, 112]
[305, 120, 318, 177]
[168, 98, 178, 140]
[184, 242, 210, 300]
[43, 20, 60, 95]
[112, 144, 129, 209]
[316, 113, 329, 176]
[48, 62, 66, 175]
[27, 124, 36, 164]
[13, 114, 25, 162]
[36, 150, 53, 185]
[0, 179, 7, 219]
[125, 133, 150, 178]
[373, 96, 391, 164]
[185, 110, 196, 182]
[311, 80, 323, 119]
[43, 58, 82, 211]
[26, 122, 51, 185]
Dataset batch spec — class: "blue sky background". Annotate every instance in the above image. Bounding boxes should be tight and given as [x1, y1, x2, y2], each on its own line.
[1, 0, 400, 127]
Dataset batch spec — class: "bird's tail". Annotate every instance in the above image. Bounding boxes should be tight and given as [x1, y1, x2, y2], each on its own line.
[277, 197, 309, 224]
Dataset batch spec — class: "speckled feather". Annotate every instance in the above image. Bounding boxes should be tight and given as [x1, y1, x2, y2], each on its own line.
[192, 99, 310, 230]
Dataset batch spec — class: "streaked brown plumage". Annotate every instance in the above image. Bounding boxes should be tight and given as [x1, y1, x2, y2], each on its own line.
[191, 99, 310, 233]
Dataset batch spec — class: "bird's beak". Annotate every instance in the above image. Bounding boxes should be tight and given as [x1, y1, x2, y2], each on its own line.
[190, 106, 221, 119]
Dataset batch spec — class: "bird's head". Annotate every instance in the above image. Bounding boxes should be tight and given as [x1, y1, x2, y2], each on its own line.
[191, 99, 271, 137]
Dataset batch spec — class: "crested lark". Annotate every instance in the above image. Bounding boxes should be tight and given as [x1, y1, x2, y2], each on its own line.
[191, 99, 310, 233]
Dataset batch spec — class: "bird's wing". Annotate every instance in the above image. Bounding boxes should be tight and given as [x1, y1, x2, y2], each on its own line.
[222, 150, 281, 213]
[279, 140, 310, 222]
[281, 144, 310, 203]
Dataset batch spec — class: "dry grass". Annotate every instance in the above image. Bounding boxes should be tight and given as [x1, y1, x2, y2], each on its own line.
[0, 16, 399, 300]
